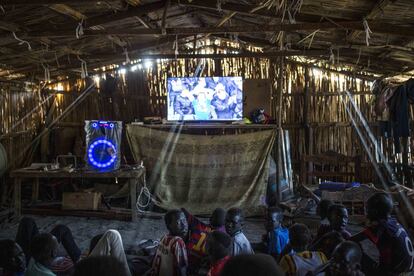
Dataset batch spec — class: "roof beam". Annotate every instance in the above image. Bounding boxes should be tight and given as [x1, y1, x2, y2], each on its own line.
[97, 49, 358, 60]
[348, 0, 397, 41]
[12, 1, 164, 31]
[84, 1, 165, 28]
[3, 34, 192, 77]
[56, 49, 402, 77]
[0, 0, 104, 4]
[0, 21, 22, 32]
[161, 0, 171, 31]
[17, 49, 359, 78]
[48, 4, 85, 20]
[173, 0, 330, 22]
[26, 21, 414, 37]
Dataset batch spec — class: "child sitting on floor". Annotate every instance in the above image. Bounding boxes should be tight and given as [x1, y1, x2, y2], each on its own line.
[280, 223, 327, 276]
[307, 240, 365, 276]
[73, 256, 126, 276]
[88, 230, 131, 276]
[326, 241, 365, 276]
[25, 233, 59, 276]
[225, 208, 254, 256]
[221, 254, 284, 276]
[151, 209, 189, 276]
[351, 192, 414, 275]
[15, 217, 81, 275]
[0, 240, 26, 276]
[262, 207, 289, 259]
[181, 207, 226, 274]
[205, 231, 232, 276]
[310, 231, 344, 259]
[316, 204, 351, 240]
[317, 200, 333, 227]
[210, 208, 226, 233]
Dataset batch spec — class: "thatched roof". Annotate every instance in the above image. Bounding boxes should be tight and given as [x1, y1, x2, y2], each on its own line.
[1, 0, 414, 81]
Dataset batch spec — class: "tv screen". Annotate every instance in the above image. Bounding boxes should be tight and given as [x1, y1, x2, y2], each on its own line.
[167, 77, 243, 121]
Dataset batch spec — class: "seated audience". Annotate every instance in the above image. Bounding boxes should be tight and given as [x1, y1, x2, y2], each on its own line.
[205, 231, 232, 276]
[0, 239, 26, 276]
[351, 192, 414, 275]
[325, 241, 365, 276]
[280, 223, 327, 276]
[316, 204, 351, 240]
[308, 241, 364, 276]
[88, 229, 131, 276]
[316, 200, 333, 226]
[261, 207, 289, 259]
[225, 208, 254, 256]
[88, 234, 103, 255]
[15, 217, 80, 274]
[25, 233, 59, 276]
[181, 208, 223, 273]
[73, 256, 127, 276]
[151, 209, 188, 276]
[209, 208, 226, 233]
[310, 231, 345, 259]
[220, 254, 284, 276]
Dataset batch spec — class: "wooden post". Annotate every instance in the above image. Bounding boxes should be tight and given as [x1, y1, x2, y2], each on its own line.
[402, 137, 410, 187]
[32, 178, 39, 202]
[304, 66, 310, 154]
[14, 178, 22, 219]
[130, 178, 137, 222]
[161, 0, 171, 32]
[308, 127, 314, 185]
[276, 54, 285, 202]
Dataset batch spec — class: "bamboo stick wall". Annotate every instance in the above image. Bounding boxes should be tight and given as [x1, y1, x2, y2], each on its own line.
[0, 81, 45, 169]
[1, 57, 413, 185]
[283, 63, 373, 159]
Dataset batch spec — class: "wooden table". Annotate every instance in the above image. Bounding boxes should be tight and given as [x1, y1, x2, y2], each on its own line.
[10, 167, 145, 222]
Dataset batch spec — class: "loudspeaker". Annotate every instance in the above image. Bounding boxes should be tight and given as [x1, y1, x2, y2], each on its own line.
[85, 120, 122, 171]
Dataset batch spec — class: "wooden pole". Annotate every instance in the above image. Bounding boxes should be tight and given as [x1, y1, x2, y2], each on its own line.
[304, 66, 310, 154]
[276, 48, 285, 202]
[161, 0, 171, 33]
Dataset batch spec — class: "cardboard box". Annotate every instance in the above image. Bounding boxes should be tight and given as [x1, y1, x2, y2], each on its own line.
[62, 192, 101, 211]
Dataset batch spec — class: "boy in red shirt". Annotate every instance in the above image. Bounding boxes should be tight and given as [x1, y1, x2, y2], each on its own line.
[152, 210, 188, 276]
[351, 192, 414, 275]
[181, 207, 226, 273]
[206, 231, 232, 276]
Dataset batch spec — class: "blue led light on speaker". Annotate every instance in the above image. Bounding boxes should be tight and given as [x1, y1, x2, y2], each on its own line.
[90, 121, 117, 129]
[87, 139, 117, 170]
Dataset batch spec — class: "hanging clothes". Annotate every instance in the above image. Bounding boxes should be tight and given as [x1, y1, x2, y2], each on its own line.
[387, 78, 414, 152]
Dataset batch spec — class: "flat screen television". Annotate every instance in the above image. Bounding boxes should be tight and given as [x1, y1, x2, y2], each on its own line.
[167, 77, 243, 121]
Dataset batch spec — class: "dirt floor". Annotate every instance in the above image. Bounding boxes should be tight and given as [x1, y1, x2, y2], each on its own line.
[0, 214, 357, 254]
[0, 212, 386, 274]
[0, 215, 267, 253]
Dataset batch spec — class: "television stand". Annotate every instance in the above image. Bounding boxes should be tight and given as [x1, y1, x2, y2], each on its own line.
[142, 123, 277, 130]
